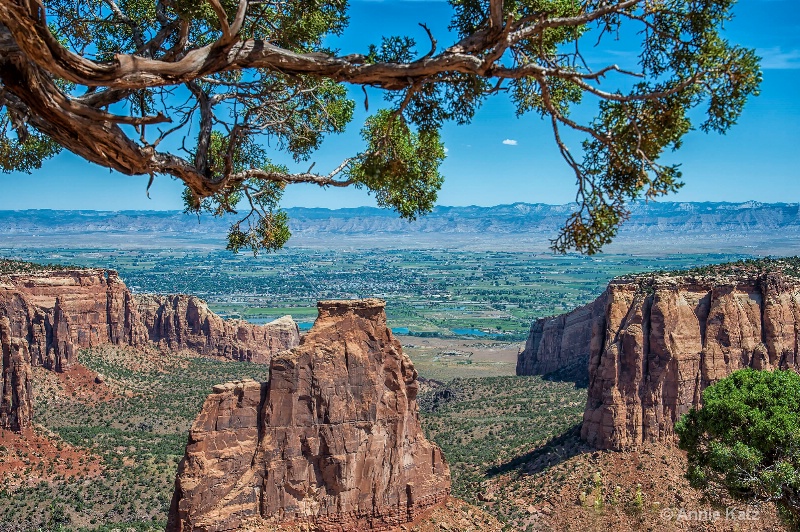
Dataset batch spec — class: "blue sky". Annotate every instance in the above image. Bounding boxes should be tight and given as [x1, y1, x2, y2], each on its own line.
[0, 0, 798, 210]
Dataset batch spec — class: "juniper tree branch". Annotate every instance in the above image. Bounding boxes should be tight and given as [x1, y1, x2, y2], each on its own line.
[0, 0, 645, 91]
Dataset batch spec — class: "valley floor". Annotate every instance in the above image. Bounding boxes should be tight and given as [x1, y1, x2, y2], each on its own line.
[0, 337, 787, 531]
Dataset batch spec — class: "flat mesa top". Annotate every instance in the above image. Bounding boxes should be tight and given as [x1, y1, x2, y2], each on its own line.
[311, 299, 388, 324]
[615, 257, 800, 286]
[317, 298, 386, 310]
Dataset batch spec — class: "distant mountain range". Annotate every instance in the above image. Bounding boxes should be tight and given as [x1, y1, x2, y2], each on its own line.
[290, 201, 800, 235]
[1, 201, 799, 234]
[1, 202, 799, 253]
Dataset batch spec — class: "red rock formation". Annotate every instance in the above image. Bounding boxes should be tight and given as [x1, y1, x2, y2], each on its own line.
[136, 294, 299, 363]
[0, 268, 299, 374]
[167, 299, 451, 532]
[0, 269, 146, 370]
[575, 270, 800, 450]
[516, 297, 606, 383]
[0, 316, 33, 431]
[516, 265, 800, 451]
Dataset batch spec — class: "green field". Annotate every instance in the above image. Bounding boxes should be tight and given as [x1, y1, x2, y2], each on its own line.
[5, 247, 750, 338]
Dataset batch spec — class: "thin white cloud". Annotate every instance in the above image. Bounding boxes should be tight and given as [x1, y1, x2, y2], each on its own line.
[443, 147, 449, 153]
[758, 47, 800, 69]
[502, 139, 518, 146]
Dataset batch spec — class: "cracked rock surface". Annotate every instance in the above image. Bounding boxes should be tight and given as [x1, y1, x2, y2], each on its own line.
[520, 268, 800, 451]
[167, 299, 451, 532]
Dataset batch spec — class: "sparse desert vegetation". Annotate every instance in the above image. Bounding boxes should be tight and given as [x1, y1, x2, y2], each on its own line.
[3, 252, 800, 529]
[418, 376, 586, 527]
[0, 346, 268, 530]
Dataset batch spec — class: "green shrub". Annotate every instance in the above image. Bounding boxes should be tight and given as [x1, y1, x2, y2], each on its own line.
[676, 368, 800, 524]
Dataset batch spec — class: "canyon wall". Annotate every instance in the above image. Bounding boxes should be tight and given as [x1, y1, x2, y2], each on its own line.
[0, 268, 300, 371]
[167, 299, 451, 532]
[518, 268, 800, 451]
[0, 269, 146, 371]
[516, 297, 606, 383]
[136, 294, 299, 364]
[0, 266, 300, 432]
[583, 271, 800, 449]
[0, 316, 32, 431]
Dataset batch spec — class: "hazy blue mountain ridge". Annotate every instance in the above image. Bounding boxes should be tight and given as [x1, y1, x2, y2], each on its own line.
[1, 201, 798, 236]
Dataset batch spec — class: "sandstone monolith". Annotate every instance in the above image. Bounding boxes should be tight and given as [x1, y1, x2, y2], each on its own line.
[167, 299, 450, 532]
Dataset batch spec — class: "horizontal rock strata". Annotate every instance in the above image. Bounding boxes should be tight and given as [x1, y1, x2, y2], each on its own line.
[167, 299, 450, 532]
[0, 269, 145, 371]
[0, 265, 300, 433]
[0, 316, 32, 431]
[517, 266, 800, 451]
[0, 268, 300, 372]
[577, 271, 800, 450]
[136, 294, 299, 363]
[516, 297, 606, 383]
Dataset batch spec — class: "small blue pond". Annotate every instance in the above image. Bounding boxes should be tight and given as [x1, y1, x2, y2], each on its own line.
[450, 328, 490, 337]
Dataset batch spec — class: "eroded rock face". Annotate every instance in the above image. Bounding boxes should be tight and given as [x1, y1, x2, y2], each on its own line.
[0, 316, 33, 431]
[575, 271, 800, 450]
[0, 268, 300, 376]
[167, 299, 450, 532]
[516, 297, 606, 383]
[136, 294, 299, 363]
[518, 268, 800, 450]
[0, 269, 146, 370]
[0, 265, 301, 435]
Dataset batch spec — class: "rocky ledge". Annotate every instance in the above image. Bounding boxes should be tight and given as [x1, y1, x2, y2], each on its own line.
[167, 299, 451, 532]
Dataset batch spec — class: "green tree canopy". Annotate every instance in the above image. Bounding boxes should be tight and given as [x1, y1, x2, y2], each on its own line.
[676, 369, 800, 524]
[0, 0, 760, 253]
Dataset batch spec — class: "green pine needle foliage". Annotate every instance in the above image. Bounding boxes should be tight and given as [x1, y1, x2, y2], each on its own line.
[677, 369, 800, 525]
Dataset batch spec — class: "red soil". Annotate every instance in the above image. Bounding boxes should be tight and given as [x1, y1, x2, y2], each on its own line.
[0, 428, 102, 489]
[54, 363, 115, 403]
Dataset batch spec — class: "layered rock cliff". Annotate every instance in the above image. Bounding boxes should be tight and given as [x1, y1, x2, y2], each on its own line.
[167, 299, 450, 532]
[516, 297, 606, 384]
[0, 263, 300, 433]
[583, 268, 800, 450]
[517, 261, 800, 451]
[136, 294, 299, 364]
[0, 267, 300, 372]
[0, 268, 146, 371]
[0, 316, 33, 431]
